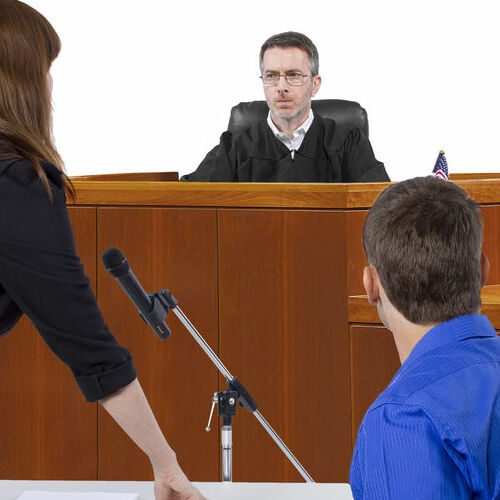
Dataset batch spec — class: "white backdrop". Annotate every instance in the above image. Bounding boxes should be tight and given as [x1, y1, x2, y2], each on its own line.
[27, 0, 500, 180]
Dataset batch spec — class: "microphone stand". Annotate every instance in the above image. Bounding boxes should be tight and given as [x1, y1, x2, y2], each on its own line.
[146, 289, 314, 483]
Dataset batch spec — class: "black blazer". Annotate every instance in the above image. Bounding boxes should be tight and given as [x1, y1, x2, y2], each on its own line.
[0, 158, 136, 401]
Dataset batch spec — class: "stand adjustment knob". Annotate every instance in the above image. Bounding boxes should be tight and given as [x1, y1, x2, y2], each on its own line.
[205, 392, 218, 432]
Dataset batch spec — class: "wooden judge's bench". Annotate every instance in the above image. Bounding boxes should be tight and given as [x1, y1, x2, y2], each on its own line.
[0, 174, 499, 483]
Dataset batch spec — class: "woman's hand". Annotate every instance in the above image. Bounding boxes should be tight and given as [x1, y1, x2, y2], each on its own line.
[98, 380, 209, 500]
[153, 458, 209, 500]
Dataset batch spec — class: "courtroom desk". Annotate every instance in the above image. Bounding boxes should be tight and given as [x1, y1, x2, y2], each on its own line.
[2, 176, 498, 484]
[348, 285, 500, 442]
[450, 173, 500, 180]
[71, 172, 179, 182]
[1, 480, 353, 500]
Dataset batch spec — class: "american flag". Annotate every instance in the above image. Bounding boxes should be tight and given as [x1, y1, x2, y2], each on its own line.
[432, 150, 449, 180]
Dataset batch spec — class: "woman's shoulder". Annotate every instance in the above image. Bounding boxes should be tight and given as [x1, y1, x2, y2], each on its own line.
[0, 157, 64, 188]
[0, 157, 24, 176]
[0, 157, 66, 207]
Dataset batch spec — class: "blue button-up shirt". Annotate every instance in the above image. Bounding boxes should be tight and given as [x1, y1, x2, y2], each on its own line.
[350, 314, 500, 499]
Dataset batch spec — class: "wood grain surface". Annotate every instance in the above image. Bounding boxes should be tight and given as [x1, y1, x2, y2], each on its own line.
[450, 173, 500, 180]
[71, 172, 178, 182]
[96, 208, 219, 481]
[482, 206, 500, 285]
[71, 181, 349, 208]
[481, 286, 500, 327]
[3, 177, 498, 481]
[346, 211, 368, 296]
[349, 324, 400, 446]
[68, 178, 500, 209]
[218, 209, 351, 483]
[349, 285, 500, 329]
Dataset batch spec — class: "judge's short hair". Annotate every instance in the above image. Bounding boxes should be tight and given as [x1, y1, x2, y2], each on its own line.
[363, 176, 483, 324]
[259, 32, 319, 75]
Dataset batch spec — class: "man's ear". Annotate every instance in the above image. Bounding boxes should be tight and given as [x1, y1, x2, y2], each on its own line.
[311, 75, 321, 97]
[480, 253, 490, 288]
[363, 265, 380, 305]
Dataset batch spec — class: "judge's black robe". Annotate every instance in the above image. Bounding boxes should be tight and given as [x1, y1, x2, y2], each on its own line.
[181, 114, 390, 182]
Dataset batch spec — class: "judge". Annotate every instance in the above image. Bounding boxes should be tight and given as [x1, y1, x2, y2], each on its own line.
[181, 32, 390, 183]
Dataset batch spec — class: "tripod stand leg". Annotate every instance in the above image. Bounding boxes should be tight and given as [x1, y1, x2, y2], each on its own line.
[221, 425, 232, 482]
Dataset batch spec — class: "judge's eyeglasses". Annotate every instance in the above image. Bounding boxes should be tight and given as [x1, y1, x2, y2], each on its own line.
[260, 72, 311, 86]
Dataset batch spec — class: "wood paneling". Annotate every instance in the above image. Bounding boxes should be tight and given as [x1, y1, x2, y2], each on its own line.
[71, 172, 178, 182]
[350, 325, 400, 446]
[218, 210, 351, 482]
[482, 206, 500, 285]
[346, 211, 368, 296]
[0, 207, 98, 479]
[451, 173, 500, 180]
[69, 178, 500, 209]
[481, 286, 500, 327]
[346, 183, 391, 208]
[455, 179, 500, 204]
[96, 208, 219, 481]
[348, 296, 379, 325]
[3, 176, 498, 482]
[349, 286, 500, 329]
[71, 182, 349, 208]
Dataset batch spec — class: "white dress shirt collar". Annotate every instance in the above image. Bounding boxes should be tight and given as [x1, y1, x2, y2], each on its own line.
[267, 109, 314, 151]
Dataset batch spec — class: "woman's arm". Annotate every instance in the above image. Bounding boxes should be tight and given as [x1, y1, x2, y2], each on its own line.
[99, 378, 208, 500]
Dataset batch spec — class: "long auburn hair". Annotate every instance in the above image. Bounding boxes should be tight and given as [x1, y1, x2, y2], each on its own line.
[0, 0, 74, 198]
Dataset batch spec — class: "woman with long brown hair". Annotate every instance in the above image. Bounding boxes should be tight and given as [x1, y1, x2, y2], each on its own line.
[0, 1, 206, 498]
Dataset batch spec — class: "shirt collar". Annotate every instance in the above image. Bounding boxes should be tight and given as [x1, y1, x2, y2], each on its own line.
[404, 314, 497, 366]
[267, 109, 314, 139]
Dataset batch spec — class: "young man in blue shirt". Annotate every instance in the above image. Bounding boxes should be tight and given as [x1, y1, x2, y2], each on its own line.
[350, 176, 499, 499]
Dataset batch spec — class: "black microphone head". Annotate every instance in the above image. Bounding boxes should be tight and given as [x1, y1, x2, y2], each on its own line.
[102, 247, 130, 277]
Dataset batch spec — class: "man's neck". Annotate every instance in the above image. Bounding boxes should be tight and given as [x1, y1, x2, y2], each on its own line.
[391, 320, 436, 364]
[270, 108, 311, 139]
[378, 292, 438, 363]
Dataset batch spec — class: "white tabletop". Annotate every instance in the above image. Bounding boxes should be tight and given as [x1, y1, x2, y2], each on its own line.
[1, 480, 354, 500]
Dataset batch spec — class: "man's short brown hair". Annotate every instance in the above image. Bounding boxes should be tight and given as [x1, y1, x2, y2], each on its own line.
[259, 32, 319, 75]
[363, 176, 483, 324]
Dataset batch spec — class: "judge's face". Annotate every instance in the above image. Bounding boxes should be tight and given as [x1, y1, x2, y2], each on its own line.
[261, 46, 321, 123]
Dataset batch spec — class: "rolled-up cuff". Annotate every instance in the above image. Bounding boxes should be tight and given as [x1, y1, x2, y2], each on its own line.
[75, 358, 137, 402]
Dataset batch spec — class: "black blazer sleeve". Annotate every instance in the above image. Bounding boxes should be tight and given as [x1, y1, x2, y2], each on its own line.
[0, 159, 136, 402]
[340, 128, 390, 182]
[180, 131, 239, 181]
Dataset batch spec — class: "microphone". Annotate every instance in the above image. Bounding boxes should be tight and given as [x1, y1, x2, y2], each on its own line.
[101, 247, 171, 339]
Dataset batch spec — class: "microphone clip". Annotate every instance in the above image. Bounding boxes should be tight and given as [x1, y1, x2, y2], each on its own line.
[138, 289, 178, 340]
[152, 289, 179, 311]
